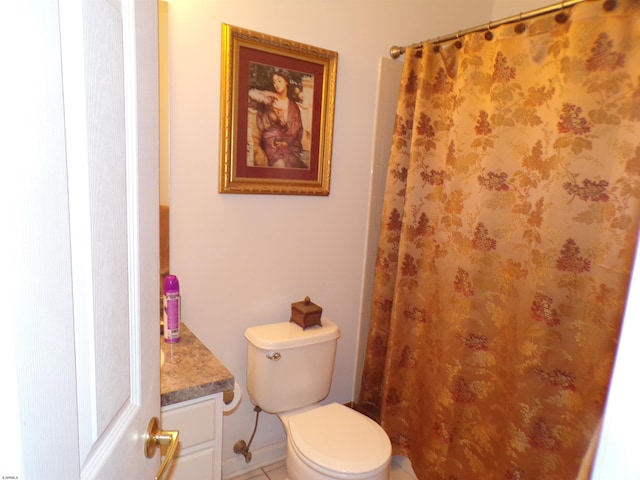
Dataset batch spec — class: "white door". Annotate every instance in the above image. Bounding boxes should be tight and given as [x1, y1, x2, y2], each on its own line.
[4, 0, 163, 478]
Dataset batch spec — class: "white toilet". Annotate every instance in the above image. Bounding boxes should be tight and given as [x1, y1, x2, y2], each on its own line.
[244, 318, 392, 480]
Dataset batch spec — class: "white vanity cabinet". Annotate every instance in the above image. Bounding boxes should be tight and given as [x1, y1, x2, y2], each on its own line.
[162, 392, 223, 480]
[160, 323, 234, 480]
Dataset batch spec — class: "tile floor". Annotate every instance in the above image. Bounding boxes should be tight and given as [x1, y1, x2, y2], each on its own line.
[227, 456, 417, 480]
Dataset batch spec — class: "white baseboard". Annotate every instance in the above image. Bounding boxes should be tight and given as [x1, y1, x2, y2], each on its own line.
[222, 441, 286, 479]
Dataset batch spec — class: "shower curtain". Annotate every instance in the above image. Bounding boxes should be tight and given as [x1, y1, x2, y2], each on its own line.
[359, 1, 640, 478]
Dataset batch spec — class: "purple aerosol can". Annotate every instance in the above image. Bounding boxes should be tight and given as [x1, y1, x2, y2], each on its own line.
[163, 274, 181, 343]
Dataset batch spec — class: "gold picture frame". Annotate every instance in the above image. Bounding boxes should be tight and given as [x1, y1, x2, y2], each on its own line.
[219, 24, 338, 195]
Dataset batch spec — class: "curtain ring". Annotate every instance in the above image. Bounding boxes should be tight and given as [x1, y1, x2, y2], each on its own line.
[515, 12, 526, 34]
[433, 38, 441, 53]
[555, 1, 569, 23]
[484, 22, 494, 41]
[454, 31, 463, 49]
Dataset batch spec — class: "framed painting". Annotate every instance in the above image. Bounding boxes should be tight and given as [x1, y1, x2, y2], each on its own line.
[219, 24, 338, 195]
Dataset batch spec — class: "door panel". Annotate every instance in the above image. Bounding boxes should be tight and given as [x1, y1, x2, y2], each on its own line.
[7, 0, 159, 477]
[63, 1, 133, 462]
[61, 0, 160, 477]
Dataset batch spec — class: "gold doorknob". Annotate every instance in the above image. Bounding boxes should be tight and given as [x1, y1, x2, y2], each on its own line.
[144, 417, 179, 480]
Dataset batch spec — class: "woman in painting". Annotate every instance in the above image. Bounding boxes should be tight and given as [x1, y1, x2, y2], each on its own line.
[248, 68, 307, 169]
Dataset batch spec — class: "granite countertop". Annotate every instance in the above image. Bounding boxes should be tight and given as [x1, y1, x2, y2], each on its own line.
[161, 322, 235, 407]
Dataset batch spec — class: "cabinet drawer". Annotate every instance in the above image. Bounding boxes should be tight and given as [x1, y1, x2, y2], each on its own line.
[166, 446, 215, 480]
[162, 397, 217, 449]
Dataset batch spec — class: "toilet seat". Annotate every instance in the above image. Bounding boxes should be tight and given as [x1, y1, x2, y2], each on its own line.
[287, 403, 391, 475]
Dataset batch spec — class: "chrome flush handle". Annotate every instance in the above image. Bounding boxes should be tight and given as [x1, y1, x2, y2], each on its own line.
[266, 352, 281, 361]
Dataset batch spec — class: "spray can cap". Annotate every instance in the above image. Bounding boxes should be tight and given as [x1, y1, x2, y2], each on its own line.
[164, 274, 180, 295]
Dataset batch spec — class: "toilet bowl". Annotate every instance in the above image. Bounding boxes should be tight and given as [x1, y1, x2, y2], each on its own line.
[281, 403, 391, 480]
[244, 319, 392, 480]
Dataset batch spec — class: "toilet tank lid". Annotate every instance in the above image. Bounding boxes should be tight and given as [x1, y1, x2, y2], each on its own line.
[244, 318, 339, 349]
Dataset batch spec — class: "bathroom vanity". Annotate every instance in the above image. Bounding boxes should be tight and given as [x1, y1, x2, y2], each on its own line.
[161, 323, 234, 480]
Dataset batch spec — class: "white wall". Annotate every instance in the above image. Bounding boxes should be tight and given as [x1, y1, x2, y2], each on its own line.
[354, 57, 404, 399]
[591, 236, 640, 479]
[492, 0, 555, 17]
[168, 0, 583, 475]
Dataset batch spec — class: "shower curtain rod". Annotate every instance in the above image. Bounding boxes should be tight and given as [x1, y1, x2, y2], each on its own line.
[389, 0, 592, 59]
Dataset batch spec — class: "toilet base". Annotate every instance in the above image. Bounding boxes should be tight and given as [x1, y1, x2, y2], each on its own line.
[285, 439, 390, 480]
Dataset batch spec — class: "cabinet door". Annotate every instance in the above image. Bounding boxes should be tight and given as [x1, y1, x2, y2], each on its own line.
[166, 446, 216, 480]
[161, 394, 223, 480]
[163, 398, 217, 448]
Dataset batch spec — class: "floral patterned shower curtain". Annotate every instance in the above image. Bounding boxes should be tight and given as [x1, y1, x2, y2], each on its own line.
[358, 1, 640, 478]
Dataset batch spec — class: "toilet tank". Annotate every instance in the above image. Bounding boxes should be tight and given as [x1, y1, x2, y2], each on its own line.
[244, 318, 340, 414]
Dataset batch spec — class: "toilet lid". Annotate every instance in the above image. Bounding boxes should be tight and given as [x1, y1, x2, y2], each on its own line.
[288, 403, 391, 474]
